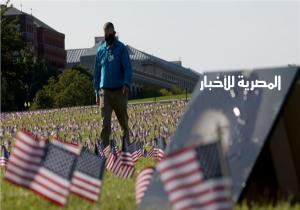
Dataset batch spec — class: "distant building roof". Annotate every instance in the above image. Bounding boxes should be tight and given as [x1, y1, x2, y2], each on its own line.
[170, 61, 182, 66]
[127, 45, 152, 61]
[81, 41, 103, 57]
[67, 48, 89, 64]
[67, 41, 200, 77]
[126, 45, 200, 77]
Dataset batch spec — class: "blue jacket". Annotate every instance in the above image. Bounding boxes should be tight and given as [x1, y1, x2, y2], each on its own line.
[93, 39, 132, 96]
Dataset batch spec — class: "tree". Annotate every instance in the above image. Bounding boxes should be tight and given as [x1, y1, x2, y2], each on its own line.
[170, 85, 184, 95]
[159, 88, 173, 96]
[1, 1, 26, 110]
[30, 89, 54, 110]
[31, 69, 94, 109]
[1, 1, 58, 111]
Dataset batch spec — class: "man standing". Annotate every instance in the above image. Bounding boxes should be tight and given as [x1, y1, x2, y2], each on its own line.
[93, 22, 132, 148]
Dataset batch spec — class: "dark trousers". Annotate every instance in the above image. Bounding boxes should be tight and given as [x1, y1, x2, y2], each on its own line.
[100, 88, 130, 148]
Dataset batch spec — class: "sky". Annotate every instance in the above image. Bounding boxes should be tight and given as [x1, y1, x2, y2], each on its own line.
[3, 0, 300, 73]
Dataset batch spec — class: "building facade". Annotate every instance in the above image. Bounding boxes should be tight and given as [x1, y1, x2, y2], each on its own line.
[4, 7, 66, 68]
[67, 37, 200, 98]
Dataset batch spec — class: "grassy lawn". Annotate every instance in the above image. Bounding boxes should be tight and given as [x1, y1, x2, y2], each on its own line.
[1, 160, 299, 210]
[1, 99, 299, 210]
[0, 158, 156, 210]
[128, 93, 192, 103]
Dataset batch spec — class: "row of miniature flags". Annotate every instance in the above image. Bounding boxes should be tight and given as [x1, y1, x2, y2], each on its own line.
[1, 129, 166, 207]
[2, 129, 232, 209]
[4, 130, 103, 206]
[1, 134, 167, 171]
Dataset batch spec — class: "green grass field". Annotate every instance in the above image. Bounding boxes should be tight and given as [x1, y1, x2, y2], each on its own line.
[0, 158, 156, 210]
[128, 93, 192, 103]
[1, 161, 299, 210]
[1, 94, 299, 210]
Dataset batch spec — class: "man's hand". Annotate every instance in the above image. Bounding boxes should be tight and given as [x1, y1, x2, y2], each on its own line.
[122, 85, 129, 97]
[96, 96, 100, 106]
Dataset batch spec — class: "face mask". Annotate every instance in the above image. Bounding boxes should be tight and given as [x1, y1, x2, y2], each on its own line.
[105, 34, 115, 45]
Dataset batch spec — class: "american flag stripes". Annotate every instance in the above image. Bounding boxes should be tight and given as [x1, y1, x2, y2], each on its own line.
[112, 149, 135, 178]
[4, 130, 80, 207]
[4, 130, 47, 188]
[95, 142, 105, 159]
[106, 140, 135, 178]
[95, 139, 118, 159]
[112, 160, 135, 178]
[128, 141, 143, 162]
[0, 145, 9, 167]
[148, 137, 166, 161]
[70, 148, 106, 202]
[103, 145, 111, 157]
[135, 167, 155, 204]
[31, 140, 79, 206]
[157, 142, 232, 210]
[106, 139, 120, 171]
[148, 147, 155, 157]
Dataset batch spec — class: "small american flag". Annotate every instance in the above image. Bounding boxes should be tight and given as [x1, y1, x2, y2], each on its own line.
[97, 138, 118, 159]
[4, 130, 47, 188]
[135, 167, 155, 204]
[108, 139, 135, 178]
[0, 145, 9, 168]
[157, 142, 232, 210]
[70, 148, 106, 202]
[106, 139, 120, 170]
[128, 141, 143, 163]
[31, 139, 80, 206]
[5, 130, 80, 207]
[148, 136, 166, 161]
[103, 145, 111, 158]
[95, 142, 105, 159]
